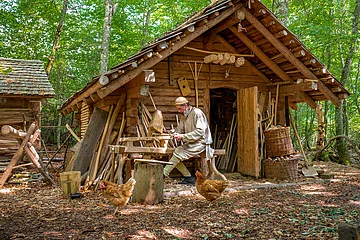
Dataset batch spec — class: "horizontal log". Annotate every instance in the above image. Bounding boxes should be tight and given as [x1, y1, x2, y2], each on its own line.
[134, 159, 174, 165]
[1, 125, 27, 138]
[117, 136, 172, 142]
[109, 145, 226, 156]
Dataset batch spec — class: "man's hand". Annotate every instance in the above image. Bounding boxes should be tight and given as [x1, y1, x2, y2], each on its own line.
[174, 133, 182, 141]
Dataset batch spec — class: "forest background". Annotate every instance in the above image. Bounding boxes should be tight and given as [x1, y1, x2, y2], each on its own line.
[0, 0, 359, 163]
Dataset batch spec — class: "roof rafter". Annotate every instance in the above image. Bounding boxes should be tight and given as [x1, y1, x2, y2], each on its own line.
[229, 26, 317, 108]
[216, 34, 271, 84]
[241, 6, 341, 107]
[96, 3, 243, 100]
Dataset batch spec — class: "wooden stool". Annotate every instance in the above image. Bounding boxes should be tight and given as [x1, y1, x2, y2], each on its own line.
[131, 159, 173, 205]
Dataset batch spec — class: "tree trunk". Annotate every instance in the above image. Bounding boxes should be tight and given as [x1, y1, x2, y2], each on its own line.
[45, 0, 69, 76]
[274, 0, 289, 26]
[316, 104, 325, 150]
[100, 0, 118, 74]
[335, 105, 350, 165]
[335, 0, 360, 165]
[141, 2, 152, 47]
[57, 114, 62, 149]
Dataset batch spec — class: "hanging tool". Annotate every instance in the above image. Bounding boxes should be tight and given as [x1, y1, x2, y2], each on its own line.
[181, 60, 203, 107]
[289, 113, 318, 177]
[148, 92, 164, 135]
[177, 77, 191, 96]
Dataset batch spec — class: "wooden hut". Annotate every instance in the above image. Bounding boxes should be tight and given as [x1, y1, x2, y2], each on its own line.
[59, 0, 349, 179]
[0, 58, 55, 161]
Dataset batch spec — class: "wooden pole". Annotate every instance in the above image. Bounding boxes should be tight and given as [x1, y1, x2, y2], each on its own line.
[0, 123, 36, 189]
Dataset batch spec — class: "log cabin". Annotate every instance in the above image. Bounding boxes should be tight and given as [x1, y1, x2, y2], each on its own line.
[0, 58, 55, 161]
[59, 0, 349, 180]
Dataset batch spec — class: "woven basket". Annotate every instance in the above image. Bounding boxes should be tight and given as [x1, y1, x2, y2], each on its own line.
[263, 158, 298, 180]
[264, 126, 294, 157]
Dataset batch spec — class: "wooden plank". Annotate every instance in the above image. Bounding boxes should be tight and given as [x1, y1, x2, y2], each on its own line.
[109, 145, 226, 155]
[134, 159, 174, 165]
[237, 87, 259, 177]
[117, 136, 172, 142]
[72, 107, 109, 175]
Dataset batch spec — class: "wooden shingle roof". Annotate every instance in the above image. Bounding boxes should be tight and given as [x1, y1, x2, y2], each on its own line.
[59, 0, 349, 115]
[0, 58, 55, 97]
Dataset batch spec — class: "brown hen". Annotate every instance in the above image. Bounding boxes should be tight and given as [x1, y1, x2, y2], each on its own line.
[195, 170, 229, 201]
[99, 178, 136, 214]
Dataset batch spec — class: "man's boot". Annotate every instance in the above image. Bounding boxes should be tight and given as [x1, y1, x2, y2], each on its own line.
[179, 176, 196, 185]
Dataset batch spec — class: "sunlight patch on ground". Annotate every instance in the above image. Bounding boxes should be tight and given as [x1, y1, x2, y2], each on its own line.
[0, 188, 13, 194]
[162, 226, 193, 239]
[350, 200, 360, 205]
[299, 184, 336, 195]
[127, 230, 158, 239]
[0, 186, 29, 194]
[234, 208, 249, 216]
[303, 191, 337, 196]
[43, 231, 63, 237]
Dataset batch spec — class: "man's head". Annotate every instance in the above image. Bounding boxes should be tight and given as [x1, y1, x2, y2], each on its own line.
[174, 97, 190, 115]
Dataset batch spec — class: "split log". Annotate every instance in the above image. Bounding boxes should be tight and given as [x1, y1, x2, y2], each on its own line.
[89, 105, 114, 181]
[72, 107, 109, 175]
[1, 125, 27, 138]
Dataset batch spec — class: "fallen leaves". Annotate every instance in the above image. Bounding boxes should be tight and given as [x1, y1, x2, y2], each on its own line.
[0, 162, 360, 239]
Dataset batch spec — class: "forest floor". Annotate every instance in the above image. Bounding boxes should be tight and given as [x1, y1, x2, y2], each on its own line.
[1, 159, 360, 240]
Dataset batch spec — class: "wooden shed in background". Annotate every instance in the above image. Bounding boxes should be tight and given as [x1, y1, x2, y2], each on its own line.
[0, 58, 55, 161]
[59, 0, 349, 179]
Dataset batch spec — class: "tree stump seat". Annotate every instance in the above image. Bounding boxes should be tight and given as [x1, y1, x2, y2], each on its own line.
[131, 159, 173, 205]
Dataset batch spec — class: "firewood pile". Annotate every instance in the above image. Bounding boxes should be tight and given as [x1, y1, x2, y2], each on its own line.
[0, 123, 55, 188]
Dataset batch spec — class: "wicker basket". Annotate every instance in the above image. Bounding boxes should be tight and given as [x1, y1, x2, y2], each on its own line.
[263, 158, 298, 180]
[264, 126, 294, 157]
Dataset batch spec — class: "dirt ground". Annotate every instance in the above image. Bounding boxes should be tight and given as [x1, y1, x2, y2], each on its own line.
[1, 160, 360, 240]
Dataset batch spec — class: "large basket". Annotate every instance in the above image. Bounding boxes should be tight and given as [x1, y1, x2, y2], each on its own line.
[264, 126, 294, 157]
[263, 157, 298, 180]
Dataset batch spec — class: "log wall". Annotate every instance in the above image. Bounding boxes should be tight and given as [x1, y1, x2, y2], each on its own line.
[0, 98, 42, 160]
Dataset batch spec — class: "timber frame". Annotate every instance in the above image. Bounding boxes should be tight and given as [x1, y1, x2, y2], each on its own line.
[60, 0, 349, 178]
[60, 0, 348, 115]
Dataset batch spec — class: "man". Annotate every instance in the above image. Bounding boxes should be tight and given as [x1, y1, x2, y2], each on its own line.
[163, 97, 214, 185]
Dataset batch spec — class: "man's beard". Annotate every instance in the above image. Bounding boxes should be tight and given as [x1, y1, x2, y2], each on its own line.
[183, 108, 190, 116]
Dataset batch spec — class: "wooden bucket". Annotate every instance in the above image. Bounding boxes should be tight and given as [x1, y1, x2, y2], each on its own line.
[59, 171, 81, 197]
